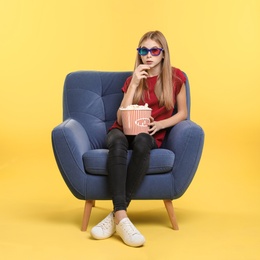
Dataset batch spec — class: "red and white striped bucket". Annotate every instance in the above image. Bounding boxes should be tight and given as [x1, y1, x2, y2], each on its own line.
[120, 107, 151, 135]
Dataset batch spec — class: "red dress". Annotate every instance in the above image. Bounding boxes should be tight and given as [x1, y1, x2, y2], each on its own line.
[110, 67, 186, 147]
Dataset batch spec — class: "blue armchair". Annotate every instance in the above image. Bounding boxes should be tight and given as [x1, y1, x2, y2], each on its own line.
[51, 71, 204, 231]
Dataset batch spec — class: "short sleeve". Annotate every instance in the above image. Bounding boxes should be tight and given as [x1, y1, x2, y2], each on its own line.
[122, 76, 133, 93]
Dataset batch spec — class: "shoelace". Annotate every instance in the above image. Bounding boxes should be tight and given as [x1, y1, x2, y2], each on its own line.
[121, 220, 139, 236]
[97, 216, 114, 230]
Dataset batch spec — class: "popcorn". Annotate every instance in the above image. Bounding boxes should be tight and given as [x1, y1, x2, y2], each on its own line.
[120, 103, 151, 110]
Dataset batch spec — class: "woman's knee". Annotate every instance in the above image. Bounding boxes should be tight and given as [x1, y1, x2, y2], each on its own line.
[107, 129, 128, 149]
[133, 133, 155, 151]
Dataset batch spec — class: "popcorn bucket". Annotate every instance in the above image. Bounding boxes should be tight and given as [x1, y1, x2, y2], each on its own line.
[120, 108, 152, 135]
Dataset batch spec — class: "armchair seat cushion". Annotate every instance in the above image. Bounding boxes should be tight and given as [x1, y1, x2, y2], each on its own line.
[83, 148, 175, 176]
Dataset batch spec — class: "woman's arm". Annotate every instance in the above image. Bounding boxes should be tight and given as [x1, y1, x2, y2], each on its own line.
[148, 83, 188, 135]
[116, 65, 151, 125]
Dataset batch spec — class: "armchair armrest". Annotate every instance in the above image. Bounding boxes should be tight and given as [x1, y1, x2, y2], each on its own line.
[51, 118, 91, 199]
[162, 120, 204, 198]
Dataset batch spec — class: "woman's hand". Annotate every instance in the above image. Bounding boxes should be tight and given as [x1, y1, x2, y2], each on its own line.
[130, 65, 151, 88]
[148, 83, 188, 135]
[148, 116, 164, 135]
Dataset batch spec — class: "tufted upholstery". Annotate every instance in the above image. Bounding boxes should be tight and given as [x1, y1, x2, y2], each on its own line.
[51, 71, 204, 230]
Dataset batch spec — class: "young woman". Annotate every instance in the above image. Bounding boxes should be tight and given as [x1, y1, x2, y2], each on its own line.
[91, 31, 188, 247]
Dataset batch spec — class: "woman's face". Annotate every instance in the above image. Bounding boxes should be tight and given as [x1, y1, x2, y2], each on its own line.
[139, 38, 164, 73]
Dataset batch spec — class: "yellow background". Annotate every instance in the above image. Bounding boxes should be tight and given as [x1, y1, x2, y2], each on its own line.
[1, 0, 259, 259]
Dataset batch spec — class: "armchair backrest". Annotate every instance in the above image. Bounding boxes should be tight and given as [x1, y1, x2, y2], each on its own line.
[63, 71, 191, 149]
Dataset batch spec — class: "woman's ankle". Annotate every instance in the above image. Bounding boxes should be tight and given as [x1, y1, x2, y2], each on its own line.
[114, 210, 127, 224]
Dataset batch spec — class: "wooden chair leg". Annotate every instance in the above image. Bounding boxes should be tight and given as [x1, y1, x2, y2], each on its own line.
[164, 200, 179, 230]
[81, 200, 94, 231]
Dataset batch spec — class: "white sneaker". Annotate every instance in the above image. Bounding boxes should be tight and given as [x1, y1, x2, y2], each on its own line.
[116, 218, 145, 247]
[91, 212, 116, 239]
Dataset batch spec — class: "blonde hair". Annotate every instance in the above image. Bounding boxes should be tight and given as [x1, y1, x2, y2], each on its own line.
[133, 31, 174, 110]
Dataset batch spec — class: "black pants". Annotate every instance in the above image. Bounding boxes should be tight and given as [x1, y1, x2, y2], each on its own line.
[106, 129, 157, 212]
